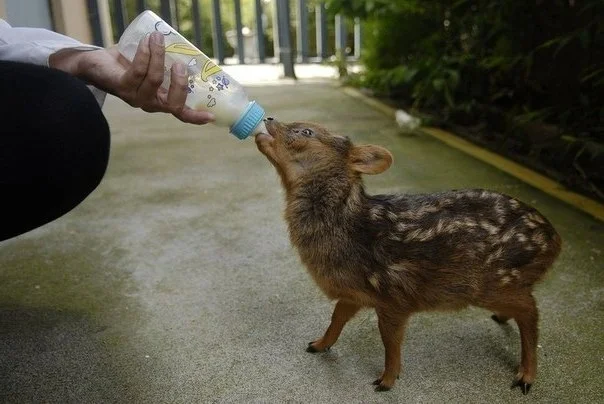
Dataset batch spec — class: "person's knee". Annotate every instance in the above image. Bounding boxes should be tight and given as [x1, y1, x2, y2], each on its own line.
[43, 69, 111, 196]
[0, 63, 111, 240]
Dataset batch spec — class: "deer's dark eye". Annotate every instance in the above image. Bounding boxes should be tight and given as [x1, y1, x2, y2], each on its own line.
[301, 128, 314, 137]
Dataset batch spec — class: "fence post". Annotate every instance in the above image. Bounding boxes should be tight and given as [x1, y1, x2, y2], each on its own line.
[276, 0, 296, 78]
[173, 0, 180, 31]
[112, 0, 127, 38]
[354, 17, 361, 59]
[191, 0, 203, 50]
[234, 0, 245, 64]
[254, 0, 266, 63]
[160, 0, 176, 28]
[315, 2, 327, 60]
[335, 14, 347, 55]
[86, 0, 104, 46]
[136, 0, 146, 14]
[211, 0, 225, 64]
[272, 0, 280, 62]
[296, 0, 308, 62]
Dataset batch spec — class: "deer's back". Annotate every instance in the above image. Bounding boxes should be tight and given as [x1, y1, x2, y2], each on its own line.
[361, 189, 561, 308]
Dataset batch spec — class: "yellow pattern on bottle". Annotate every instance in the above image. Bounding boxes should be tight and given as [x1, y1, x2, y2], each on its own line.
[164, 43, 203, 56]
[200, 60, 222, 82]
[164, 43, 222, 82]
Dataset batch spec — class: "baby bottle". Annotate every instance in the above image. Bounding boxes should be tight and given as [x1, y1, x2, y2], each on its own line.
[117, 10, 266, 140]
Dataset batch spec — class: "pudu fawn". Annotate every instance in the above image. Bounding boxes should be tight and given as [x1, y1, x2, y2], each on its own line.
[255, 119, 561, 394]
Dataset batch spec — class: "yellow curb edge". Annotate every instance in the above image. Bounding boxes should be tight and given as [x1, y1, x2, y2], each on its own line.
[341, 86, 604, 223]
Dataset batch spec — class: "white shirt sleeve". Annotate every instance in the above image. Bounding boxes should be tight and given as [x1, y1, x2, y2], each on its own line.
[0, 18, 107, 107]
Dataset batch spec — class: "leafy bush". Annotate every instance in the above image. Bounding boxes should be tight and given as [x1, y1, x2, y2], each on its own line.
[327, 0, 604, 141]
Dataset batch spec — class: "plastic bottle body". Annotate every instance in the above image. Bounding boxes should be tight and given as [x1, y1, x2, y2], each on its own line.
[117, 10, 265, 138]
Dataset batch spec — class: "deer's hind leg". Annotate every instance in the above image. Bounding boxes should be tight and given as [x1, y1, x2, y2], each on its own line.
[486, 293, 539, 395]
[373, 308, 410, 392]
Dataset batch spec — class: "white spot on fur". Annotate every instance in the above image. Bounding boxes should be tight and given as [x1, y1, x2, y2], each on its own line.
[509, 199, 520, 209]
[400, 204, 441, 220]
[389, 262, 414, 273]
[396, 222, 416, 232]
[370, 206, 384, 221]
[404, 228, 435, 242]
[480, 221, 500, 235]
[527, 212, 546, 224]
[386, 269, 399, 279]
[435, 219, 445, 233]
[387, 211, 398, 221]
[486, 246, 504, 265]
[516, 233, 527, 242]
[496, 269, 506, 276]
[404, 229, 423, 242]
[501, 228, 516, 242]
[464, 218, 478, 228]
[500, 276, 511, 286]
[369, 274, 380, 290]
[511, 270, 521, 279]
[442, 221, 459, 234]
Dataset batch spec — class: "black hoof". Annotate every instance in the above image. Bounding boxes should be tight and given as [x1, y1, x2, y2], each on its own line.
[374, 384, 391, 392]
[511, 379, 532, 395]
[491, 314, 508, 324]
[372, 379, 381, 386]
[306, 342, 319, 353]
[306, 342, 329, 353]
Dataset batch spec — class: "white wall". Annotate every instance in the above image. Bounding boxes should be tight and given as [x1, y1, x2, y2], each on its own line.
[4, 0, 53, 29]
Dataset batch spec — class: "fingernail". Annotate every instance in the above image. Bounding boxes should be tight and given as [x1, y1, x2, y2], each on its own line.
[174, 63, 186, 76]
[152, 32, 164, 46]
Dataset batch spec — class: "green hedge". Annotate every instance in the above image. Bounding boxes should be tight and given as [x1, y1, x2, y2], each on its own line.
[329, 0, 603, 137]
[327, 0, 603, 199]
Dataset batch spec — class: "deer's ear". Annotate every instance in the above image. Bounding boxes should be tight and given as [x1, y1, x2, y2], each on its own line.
[349, 144, 393, 175]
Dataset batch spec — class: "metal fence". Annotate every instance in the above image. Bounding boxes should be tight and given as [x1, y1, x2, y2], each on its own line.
[88, 0, 361, 78]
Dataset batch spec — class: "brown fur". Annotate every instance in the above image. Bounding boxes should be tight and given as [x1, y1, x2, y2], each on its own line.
[255, 119, 562, 394]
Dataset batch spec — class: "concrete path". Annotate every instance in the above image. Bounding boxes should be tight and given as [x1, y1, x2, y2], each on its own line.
[1, 66, 602, 404]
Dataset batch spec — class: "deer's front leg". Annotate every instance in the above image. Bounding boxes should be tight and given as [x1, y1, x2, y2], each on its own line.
[373, 308, 410, 392]
[307, 300, 362, 352]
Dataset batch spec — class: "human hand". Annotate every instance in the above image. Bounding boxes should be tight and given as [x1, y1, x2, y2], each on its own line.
[50, 31, 214, 125]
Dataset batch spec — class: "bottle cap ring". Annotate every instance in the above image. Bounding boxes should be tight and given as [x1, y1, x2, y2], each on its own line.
[230, 101, 266, 140]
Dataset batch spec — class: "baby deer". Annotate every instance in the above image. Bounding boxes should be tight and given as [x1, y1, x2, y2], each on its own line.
[255, 119, 561, 394]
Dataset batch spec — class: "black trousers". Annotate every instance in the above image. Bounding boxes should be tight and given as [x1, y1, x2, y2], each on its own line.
[0, 61, 110, 241]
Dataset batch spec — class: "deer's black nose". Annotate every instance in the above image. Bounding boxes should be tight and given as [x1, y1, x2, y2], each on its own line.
[264, 117, 274, 121]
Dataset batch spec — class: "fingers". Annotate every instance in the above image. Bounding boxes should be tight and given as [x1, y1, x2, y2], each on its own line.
[137, 32, 166, 102]
[176, 108, 215, 125]
[165, 63, 188, 114]
[119, 33, 151, 98]
[164, 63, 215, 124]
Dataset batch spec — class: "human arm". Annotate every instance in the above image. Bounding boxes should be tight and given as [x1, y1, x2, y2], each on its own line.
[0, 19, 214, 124]
[0, 18, 107, 106]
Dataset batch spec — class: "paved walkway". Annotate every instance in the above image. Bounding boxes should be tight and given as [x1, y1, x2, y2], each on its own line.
[1, 65, 602, 403]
